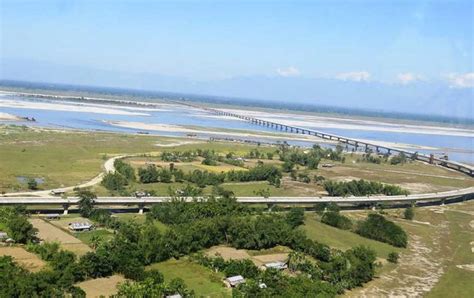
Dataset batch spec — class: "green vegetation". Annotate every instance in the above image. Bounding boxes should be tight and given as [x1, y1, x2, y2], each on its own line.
[0, 125, 169, 192]
[387, 252, 399, 263]
[356, 214, 408, 248]
[427, 209, 474, 298]
[404, 206, 415, 220]
[101, 172, 128, 191]
[73, 230, 114, 247]
[303, 216, 401, 259]
[149, 259, 229, 297]
[26, 178, 38, 190]
[0, 206, 37, 244]
[324, 179, 409, 196]
[321, 211, 353, 230]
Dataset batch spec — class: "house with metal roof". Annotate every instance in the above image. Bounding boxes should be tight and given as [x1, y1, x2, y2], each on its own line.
[68, 222, 93, 232]
[225, 275, 245, 287]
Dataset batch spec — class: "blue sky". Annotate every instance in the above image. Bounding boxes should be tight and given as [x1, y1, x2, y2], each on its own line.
[1, 0, 473, 116]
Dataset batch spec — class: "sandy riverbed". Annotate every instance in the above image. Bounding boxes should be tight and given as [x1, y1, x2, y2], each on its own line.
[217, 108, 474, 138]
[0, 112, 22, 121]
[105, 120, 438, 151]
[0, 98, 150, 116]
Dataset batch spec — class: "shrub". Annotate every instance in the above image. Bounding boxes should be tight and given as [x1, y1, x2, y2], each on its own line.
[321, 211, 352, 230]
[387, 252, 399, 263]
[404, 207, 414, 220]
[286, 208, 305, 228]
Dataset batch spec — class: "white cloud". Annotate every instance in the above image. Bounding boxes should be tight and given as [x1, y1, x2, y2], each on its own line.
[397, 73, 424, 85]
[276, 66, 300, 77]
[335, 71, 370, 82]
[446, 73, 474, 88]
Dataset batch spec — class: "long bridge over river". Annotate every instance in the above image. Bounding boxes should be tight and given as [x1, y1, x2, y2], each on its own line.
[180, 102, 473, 177]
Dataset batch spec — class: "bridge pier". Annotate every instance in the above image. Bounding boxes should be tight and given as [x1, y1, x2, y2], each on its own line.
[62, 204, 69, 215]
[138, 203, 145, 215]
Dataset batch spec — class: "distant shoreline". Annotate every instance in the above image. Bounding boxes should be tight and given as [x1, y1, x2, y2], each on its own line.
[1, 80, 472, 127]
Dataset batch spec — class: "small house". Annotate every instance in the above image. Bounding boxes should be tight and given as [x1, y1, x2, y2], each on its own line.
[225, 275, 245, 287]
[263, 261, 288, 270]
[68, 222, 93, 232]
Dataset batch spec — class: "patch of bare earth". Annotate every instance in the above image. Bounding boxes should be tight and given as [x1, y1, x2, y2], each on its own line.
[0, 246, 46, 272]
[76, 275, 126, 297]
[206, 246, 251, 260]
[205, 246, 289, 267]
[350, 220, 450, 297]
[251, 253, 289, 267]
[30, 218, 92, 256]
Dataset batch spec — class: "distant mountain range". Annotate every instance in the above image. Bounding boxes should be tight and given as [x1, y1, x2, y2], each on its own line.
[1, 58, 472, 121]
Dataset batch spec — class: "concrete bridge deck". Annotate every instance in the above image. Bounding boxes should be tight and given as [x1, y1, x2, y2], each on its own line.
[1, 187, 473, 213]
[177, 101, 474, 177]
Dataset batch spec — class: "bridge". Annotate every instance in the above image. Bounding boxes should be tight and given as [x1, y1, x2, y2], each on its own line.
[179, 101, 474, 177]
[2, 187, 473, 214]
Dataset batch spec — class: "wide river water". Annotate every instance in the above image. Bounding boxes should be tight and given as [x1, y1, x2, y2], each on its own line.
[1, 94, 473, 164]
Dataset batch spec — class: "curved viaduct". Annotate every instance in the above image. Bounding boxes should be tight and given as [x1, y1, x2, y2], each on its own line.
[1, 187, 473, 214]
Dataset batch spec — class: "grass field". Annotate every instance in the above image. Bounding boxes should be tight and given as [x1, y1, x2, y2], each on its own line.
[73, 229, 114, 246]
[148, 258, 231, 297]
[1, 125, 472, 195]
[346, 201, 474, 297]
[302, 214, 402, 259]
[0, 125, 175, 192]
[426, 207, 474, 298]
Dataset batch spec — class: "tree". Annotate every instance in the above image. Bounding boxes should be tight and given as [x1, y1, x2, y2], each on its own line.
[27, 178, 38, 190]
[76, 189, 96, 218]
[101, 172, 128, 191]
[286, 208, 305, 228]
[404, 207, 414, 220]
[7, 216, 37, 243]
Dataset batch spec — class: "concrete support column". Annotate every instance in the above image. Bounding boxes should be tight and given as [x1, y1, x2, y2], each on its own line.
[138, 203, 145, 215]
[62, 204, 69, 215]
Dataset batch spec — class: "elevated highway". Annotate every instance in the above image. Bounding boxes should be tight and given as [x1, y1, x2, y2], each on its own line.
[2, 187, 473, 214]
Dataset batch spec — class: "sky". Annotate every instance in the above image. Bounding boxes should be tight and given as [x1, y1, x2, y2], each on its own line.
[1, 0, 473, 117]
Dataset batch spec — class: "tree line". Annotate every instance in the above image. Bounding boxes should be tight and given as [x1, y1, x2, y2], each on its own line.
[323, 179, 409, 197]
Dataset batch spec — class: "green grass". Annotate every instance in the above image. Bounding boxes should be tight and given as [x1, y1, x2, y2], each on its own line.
[426, 210, 474, 298]
[1, 124, 472, 196]
[74, 229, 114, 246]
[148, 258, 231, 297]
[302, 214, 403, 259]
[0, 125, 177, 192]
